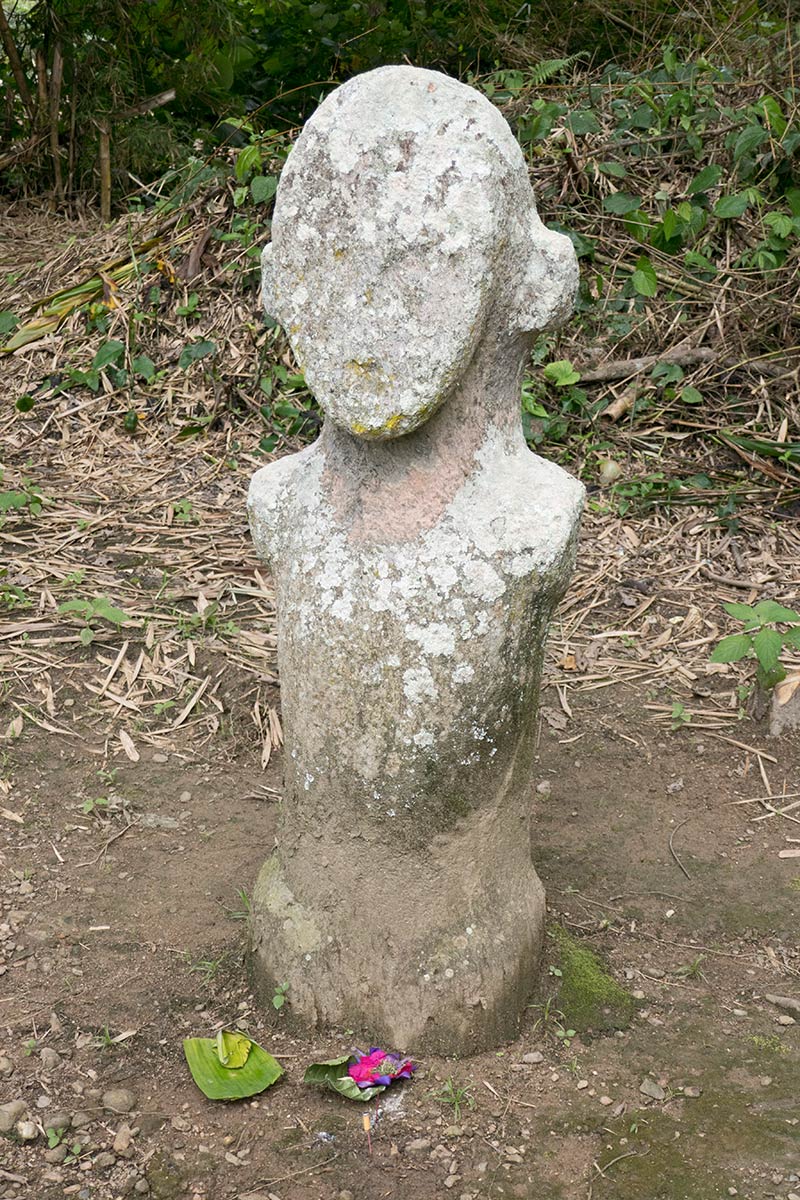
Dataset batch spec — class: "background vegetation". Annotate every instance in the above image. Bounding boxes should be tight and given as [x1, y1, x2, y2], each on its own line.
[1, 1, 798, 529]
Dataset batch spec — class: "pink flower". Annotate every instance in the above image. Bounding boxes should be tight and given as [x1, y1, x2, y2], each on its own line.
[348, 1047, 416, 1089]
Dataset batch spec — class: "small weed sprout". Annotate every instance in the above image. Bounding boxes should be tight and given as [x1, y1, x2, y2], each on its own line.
[433, 1076, 475, 1122]
[271, 981, 289, 1011]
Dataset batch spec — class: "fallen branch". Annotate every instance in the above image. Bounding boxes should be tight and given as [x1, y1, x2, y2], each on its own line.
[582, 346, 717, 386]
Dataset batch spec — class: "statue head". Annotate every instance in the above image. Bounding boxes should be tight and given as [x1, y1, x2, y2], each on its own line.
[262, 65, 578, 441]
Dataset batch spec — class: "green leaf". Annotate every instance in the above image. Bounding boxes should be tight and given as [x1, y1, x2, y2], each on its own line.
[598, 161, 627, 178]
[58, 599, 92, 617]
[631, 255, 658, 297]
[709, 633, 752, 664]
[603, 193, 642, 215]
[733, 124, 767, 162]
[303, 1055, 385, 1102]
[132, 354, 156, 381]
[543, 360, 580, 387]
[79, 627, 94, 646]
[764, 212, 793, 238]
[93, 339, 125, 370]
[783, 628, 800, 650]
[216, 1029, 251, 1068]
[722, 601, 760, 628]
[0, 311, 19, 336]
[91, 597, 128, 625]
[178, 340, 216, 369]
[250, 175, 278, 205]
[680, 386, 703, 405]
[753, 600, 800, 624]
[752, 627, 782, 675]
[687, 164, 722, 194]
[651, 361, 684, 385]
[16, 395, 35, 413]
[567, 109, 600, 136]
[714, 193, 749, 219]
[183, 1034, 282, 1100]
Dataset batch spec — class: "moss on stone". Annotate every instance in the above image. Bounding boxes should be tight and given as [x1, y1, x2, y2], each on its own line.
[551, 925, 637, 1033]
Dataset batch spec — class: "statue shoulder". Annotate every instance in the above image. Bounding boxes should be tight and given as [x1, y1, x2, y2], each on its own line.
[248, 444, 321, 562]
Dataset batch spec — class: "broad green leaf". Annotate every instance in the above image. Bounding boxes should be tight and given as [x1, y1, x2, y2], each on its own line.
[687, 164, 722, 194]
[93, 339, 125, 370]
[543, 360, 580, 387]
[752, 627, 782, 675]
[631, 255, 658, 297]
[680, 386, 703, 405]
[598, 161, 627, 178]
[567, 109, 600, 136]
[92, 597, 128, 625]
[733, 124, 767, 162]
[709, 633, 752, 664]
[722, 601, 759, 627]
[216, 1029, 251, 1068]
[714, 193, 749, 219]
[178, 340, 216, 369]
[303, 1055, 385, 1103]
[764, 212, 793, 238]
[755, 96, 786, 137]
[58, 599, 92, 617]
[184, 1034, 282, 1100]
[132, 354, 156, 381]
[250, 175, 278, 205]
[753, 600, 800, 624]
[603, 193, 642, 215]
[0, 311, 19, 336]
[783, 628, 800, 650]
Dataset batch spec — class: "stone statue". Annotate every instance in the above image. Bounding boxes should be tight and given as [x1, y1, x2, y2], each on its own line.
[248, 65, 583, 1053]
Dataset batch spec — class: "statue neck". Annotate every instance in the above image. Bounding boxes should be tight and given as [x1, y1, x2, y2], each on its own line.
[319, 330, 530, 542]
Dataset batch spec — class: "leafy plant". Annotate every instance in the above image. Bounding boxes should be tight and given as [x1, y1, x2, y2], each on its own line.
[432, 1076, 475, 1122]
[271, 981, 289, 1011]
[58, 595, 130, 645]
[0, 474, 45, 518]
[710, 600, 800, 691]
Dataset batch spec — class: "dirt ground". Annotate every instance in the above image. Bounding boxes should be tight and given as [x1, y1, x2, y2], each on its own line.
[2, 207, 800, 1199]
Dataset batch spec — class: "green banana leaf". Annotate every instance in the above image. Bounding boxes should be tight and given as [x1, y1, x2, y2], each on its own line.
[303, 1054, 385, 1102]
[183, 1031, 282, 1100]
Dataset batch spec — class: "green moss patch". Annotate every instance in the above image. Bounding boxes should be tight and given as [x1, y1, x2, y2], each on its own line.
[551, 926, 637, 1033]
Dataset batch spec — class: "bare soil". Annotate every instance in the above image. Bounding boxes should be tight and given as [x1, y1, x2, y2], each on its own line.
[2, 205, 799, 1200]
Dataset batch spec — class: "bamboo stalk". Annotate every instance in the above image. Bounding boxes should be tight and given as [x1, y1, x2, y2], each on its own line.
[49, 40, 64, 204]
[0, 0, 35, 120]
[99, 119, 112, 222]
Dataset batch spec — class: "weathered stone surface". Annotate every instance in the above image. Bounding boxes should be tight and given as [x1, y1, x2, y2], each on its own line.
[249, 65, 583, 1053]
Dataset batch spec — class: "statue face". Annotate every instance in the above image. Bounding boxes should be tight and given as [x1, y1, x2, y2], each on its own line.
[263, 66, 577, 441]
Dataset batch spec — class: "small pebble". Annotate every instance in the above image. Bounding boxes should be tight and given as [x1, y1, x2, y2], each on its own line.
[16, 1119, 39, 1141]
[683, 1087, 702, 1099]
[536, 780, 552, 795]
[0, 1056, 13, 1077]
[522, 1051, 543, 1064]
[599, 1095, 613, 1106]
[639, 1077, 666, 1101]
[44, 1145, 68, 1164]
[776, 1015, 795, 1026]
[152, 753, 168, 763]
[71, 1110, 94, 1129]
[0, 1099, 28, 1133]
[94, 1152, 116, 1170]
[576, 1080, 589, 1090]
[134, 1181, 150, 1195]
[103, 1088, 137, 1113]
[40, 1047, 61, 1071]
[406, 1137, 432, 1152]
[45, 1111, 71, 1132]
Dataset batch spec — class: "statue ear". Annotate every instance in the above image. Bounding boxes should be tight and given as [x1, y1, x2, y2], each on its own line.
[512, 219, 579, 335]
[261, 243, 279, 323]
